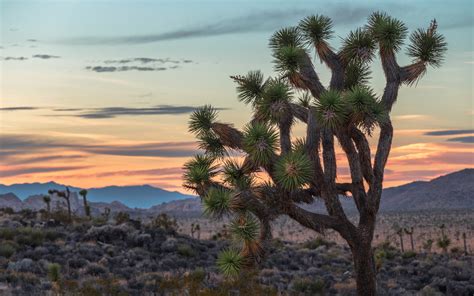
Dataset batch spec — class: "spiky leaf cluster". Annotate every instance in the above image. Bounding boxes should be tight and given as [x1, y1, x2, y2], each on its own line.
[203, 187, 232, 218]
[344, 60, 371, 89]
[230, 214, 260, 242]
[298, 92, 312, 108]
[269, 27, 303, 51]
[233, 70, 266, 106]
[183, 155, 218, 192]
[217, 249, 244, 277]
[242, 123, 279, 166]
[341, 28, 376, 62]
[299, 15, 334, 46]
[222, 159, 253, 189]
[407, 27, 447, 67]
[368, 12, 407, 52]
[345, 86, 388, 134]
[274, 151, 313, 191]
[255, 79, 293, 123]
[314, 90, 347, 130]
[188, 105, 218, 136]
[198, 133, 226, 157]
[273, 46, 306, 76]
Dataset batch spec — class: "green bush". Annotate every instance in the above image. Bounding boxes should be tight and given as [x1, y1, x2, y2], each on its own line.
[114, 212, 130, 225]
[48, 263, 61, 282]
[177, 244, 195, 257]
[15, 228, 45, 247]
[402, 251, 417, 259]
[302, 237, 333, 249]
[292, 278, 325, 295]
[0, 228, 15, 240]
[0, 243, 16, 258]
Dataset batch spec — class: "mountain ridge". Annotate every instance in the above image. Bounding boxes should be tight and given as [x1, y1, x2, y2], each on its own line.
[1, 168, 472, 212]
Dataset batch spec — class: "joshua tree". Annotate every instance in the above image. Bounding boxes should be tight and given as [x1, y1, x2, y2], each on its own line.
[395, 227, 405, 252]
[43, 195, 51, 214]
[437, 235, 451, 253]
[48, 187, 72, 221]
[404, 227, 415, 251]
[462, 232, 468, 255]
[79, 189, 91, 219]
[183, 12, 446, 296]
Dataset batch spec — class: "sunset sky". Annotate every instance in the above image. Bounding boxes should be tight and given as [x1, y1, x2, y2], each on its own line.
[1, 0, 473, 192]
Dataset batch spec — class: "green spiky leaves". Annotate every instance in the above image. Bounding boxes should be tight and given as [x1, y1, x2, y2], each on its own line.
[273, 46, 306, 76]
[407, 23, 447, 67]
[345, 86, 388, 134]
[242, 123, 279, 166]
[230, 214, 260, 242]
[232, 70, 265, 106]
[255, 79, 293, 124]
[299, 15, 334, 46]
[341, 28, 376, 62]
[203, 187, 232, 218]
[189, 105, 218, 136]
[183, 155, 218, 192]
[344, 60, 372, 89]
[314, 90, 347, 130]
[368, 12, 407, 53]
[222, 160, 253, 190]
[217, 249, 244, 277]
[275, 151, 313, 191]
[269, 27, 303, 51]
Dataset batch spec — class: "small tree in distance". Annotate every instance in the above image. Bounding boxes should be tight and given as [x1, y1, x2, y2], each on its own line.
[184, 12, 446, 296]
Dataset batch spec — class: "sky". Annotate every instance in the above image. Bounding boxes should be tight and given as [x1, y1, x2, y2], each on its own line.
[0, 0, 473, 192]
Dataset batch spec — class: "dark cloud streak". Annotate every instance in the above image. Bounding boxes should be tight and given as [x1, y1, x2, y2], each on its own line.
[424, 129, 474, 136]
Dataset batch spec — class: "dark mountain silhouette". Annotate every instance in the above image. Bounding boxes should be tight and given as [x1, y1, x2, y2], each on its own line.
[1, 169, 472, 212]
[0, 182, 193, 208]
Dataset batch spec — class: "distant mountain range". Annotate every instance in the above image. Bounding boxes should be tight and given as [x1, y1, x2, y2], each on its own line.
[0, 169, 473, 214]
[0, 181, 193, 208]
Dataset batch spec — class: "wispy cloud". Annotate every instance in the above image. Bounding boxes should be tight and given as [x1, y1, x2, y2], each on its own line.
[0, 106, 39, 111]
[0, 134, 201, 160]
[85, 66, 167, 73]
[1, 56, 28, 61]
[0, 166, 91, 178]
[60, 7, 373, 45]
[58, 105, 226, 119]
[33, 54, 60, 59]
[447, 136, 474, 144]
[393, 114, 430, 120]
[424, 129, 474, 136]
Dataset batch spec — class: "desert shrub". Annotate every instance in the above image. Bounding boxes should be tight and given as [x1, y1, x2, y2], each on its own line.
[85, 263, 107, 276]
[48, 263, 61, 282]
[0, 243, 16, 258]
[302, 237, 333, 250]
[1, 207, 15, 215]
[149, 213, 178, 233]
[291, 278, 325, 295]
[49, 210, 72, 224]
[0, 228, 15, 240]
[114, 212, 130, 225]
[450, 247, 461, 254]
[375, 240, 397, 259]
[15, 228, 45, 247]
[402, 251, 417, 259]
[177, 244, 195, 257]
[44, 230, 63, 241]
[374, 249, 385, 271]
[20, 208, 35, 219]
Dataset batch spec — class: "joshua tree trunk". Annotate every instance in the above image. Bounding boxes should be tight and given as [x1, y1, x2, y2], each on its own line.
[352, 241, 377, 296]
[399, 233, 405, 252]
[410, 233, 414, 251]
